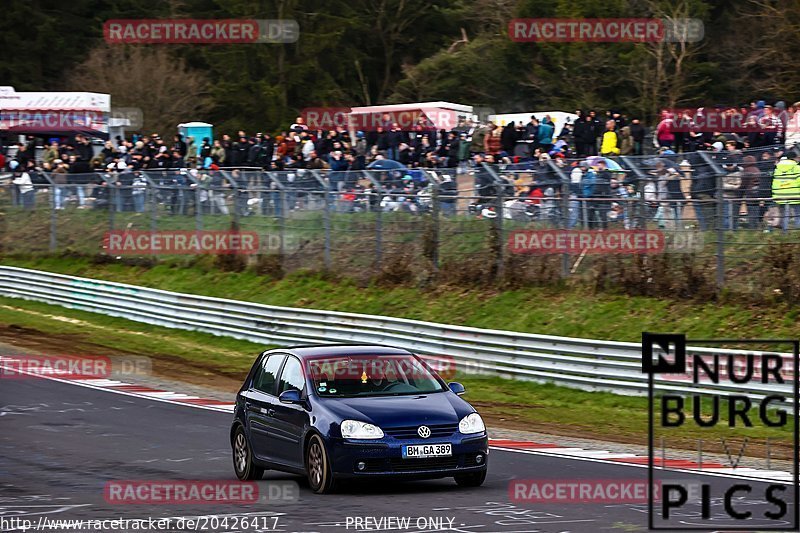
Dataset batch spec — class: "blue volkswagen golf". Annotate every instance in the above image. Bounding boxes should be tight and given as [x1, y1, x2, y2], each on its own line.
[230, 344, 488, 493]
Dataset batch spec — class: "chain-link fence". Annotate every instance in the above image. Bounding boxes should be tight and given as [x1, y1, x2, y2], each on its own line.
[3, 146, 800, 299]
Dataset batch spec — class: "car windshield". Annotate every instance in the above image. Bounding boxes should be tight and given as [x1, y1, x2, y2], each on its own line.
[306, 354, 445, 397]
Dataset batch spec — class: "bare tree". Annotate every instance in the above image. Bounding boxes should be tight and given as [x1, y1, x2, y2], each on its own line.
[351, 0, 435, 101]
[726, 0, 800, 97]
[65, 45, 212, 134]
[628, 0, 709, 119]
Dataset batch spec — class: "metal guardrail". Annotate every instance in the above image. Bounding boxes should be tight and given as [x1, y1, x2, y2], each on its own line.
[0, 266, 793, 400]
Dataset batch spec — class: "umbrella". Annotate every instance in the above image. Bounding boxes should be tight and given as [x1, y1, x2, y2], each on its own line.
[367, 159, 408, 171]
[586, 156, 623, 171]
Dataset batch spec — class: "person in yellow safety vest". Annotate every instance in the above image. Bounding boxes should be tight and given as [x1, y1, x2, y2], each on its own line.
[772, 152, 800, 230]
[600, 120, 621, 156]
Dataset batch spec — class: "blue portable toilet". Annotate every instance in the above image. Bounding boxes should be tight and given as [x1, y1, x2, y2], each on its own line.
[177, 122, 213, 159]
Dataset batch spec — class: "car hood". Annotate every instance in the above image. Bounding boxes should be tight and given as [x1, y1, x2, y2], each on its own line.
[321, 391, 472, 428]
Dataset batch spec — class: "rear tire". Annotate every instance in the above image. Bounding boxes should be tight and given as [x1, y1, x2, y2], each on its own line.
[232, 426, 264, 481]
[454, 469, 486, 487]
[306, 434, 335, 494]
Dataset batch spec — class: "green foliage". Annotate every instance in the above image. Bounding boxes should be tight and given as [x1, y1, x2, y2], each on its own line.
[2, 0, 798, 133]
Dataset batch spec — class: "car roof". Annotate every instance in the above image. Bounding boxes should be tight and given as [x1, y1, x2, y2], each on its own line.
[267, 344, 413, 359]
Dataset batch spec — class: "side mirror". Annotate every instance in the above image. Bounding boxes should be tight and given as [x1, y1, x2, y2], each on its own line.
[448, 382, 466, 396]
[279, 389, 303, 404]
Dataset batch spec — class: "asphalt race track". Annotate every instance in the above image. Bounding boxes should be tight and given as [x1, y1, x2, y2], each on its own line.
[1, 375, 796, 533]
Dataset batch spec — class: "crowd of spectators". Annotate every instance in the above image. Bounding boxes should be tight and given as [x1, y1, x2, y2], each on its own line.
[3, 99, 800, 231]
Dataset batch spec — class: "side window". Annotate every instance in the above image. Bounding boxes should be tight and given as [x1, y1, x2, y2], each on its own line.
[254, 354, 286, 395]
[278, 357, 305, 395]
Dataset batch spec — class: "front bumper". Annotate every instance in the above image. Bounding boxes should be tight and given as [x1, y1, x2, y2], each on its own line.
[329, 433, 488, 478]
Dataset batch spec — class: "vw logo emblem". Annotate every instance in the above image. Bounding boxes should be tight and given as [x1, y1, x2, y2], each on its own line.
[417, 425, 431, 438]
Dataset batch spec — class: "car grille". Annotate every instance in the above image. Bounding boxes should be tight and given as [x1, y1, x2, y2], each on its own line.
[383, 423, 459, 439]
[359, 455, 461, 473]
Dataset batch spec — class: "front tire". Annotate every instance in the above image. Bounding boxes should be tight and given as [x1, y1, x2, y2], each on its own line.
[454, 469, 486, 487]
[306, 434, 335, 494]
[232, 426, 264, 481]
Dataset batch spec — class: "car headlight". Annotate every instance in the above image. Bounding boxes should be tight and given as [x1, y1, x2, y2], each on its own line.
[341, 420, 384, 439]
[459, 413, 485, 434]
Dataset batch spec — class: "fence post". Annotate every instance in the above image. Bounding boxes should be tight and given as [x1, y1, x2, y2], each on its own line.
[547, 161, 573, 278]
[279, 188, 286, 264]
[109, 183, 116, 232]
[561, 180, 570, 277]
[481, 163, 505, 280]
[325, 187, 332, 269]
[429, 175, 441, 273]
[149, 181, 158, 259]
[150, 182, 158, 234]
[40, 175, 57, 252]
[195, 184, 203, 231]
[715, 171, 725, 289]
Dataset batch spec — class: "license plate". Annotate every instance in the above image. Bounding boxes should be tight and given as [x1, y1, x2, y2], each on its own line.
[402, 443, 452, 458]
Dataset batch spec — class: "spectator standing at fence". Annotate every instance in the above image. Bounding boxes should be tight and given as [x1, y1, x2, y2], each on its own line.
[43, 142, 59, 167]
[474, 154, 496, 204]
[385, 123, 403, 161]
[568, 162, 585, 228]
[438, 174, 457, 216]
[537, 119, 555, 155]
[230, 135, 247, 166]
[75, 134, 93, 162]
[772, 153, 800, 230]
[600, 120, 621, 156]
[12, 164, 35, 209]
[210, 139, 226, 165]
[500, 122, 517, 155]
[307, 150, 330, 170]
[656, 111, 675, 149]
[687, 152, 716, 230]
[200, 137, 212, 161]
[484, 123, 502, 157]
[785, 102, 800, 150]
[759, 105, 783, 146]
[616, 125, 632, 155]
[51, 159, 68, 209]
[186, 137, 197, 167]
[67, 153, 90, 207]
[740, 155, 763, 228]
[573, 113, 594, 157]
[583, 160, 611, 229]
[132, 170, 147, 213]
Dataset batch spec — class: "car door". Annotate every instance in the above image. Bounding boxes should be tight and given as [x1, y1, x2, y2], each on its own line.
[268, 355, 310, 468]
[244, 353, 285, 463]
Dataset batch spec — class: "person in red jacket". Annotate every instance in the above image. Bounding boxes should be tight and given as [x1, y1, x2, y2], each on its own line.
[656, 110, 675, 149]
